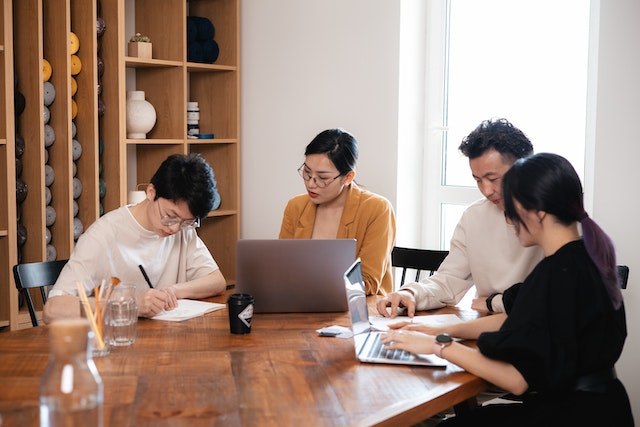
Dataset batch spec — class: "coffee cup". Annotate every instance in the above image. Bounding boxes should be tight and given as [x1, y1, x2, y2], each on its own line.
[227, 293, 254, 334]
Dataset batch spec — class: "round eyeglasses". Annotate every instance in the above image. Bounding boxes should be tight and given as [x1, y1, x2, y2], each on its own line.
[157, 199, 200, 229]
[297, 164, 342, 189]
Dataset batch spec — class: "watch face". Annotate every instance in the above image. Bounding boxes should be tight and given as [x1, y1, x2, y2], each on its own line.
[436, 333, 452, 344]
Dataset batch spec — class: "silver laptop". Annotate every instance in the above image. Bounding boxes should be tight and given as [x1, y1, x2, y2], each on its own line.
[344, 259, 447, 367]
[235, 239, 356, 313]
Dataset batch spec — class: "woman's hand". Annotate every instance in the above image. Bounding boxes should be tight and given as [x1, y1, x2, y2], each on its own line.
[387, 321, 445, 336]
[382, 329, 436, 355]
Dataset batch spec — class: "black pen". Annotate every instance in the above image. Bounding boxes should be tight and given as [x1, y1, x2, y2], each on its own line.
[138, 264, 154, 289]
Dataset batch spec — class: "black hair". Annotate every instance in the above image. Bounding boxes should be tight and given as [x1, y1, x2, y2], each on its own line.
[459, 118, 533, 162]
[502, 153, 621, 309]
[150, 153, 216, 220]
[304, 128, 358, 175]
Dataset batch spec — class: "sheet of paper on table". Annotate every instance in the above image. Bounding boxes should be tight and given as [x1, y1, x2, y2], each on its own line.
[369, 314, 464, 331]
[152, 299, 226, 322]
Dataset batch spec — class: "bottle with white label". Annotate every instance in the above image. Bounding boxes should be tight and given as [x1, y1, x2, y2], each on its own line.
[187, 101, 200, 137]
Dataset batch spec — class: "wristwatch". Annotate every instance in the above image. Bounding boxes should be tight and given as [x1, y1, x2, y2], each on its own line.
[486, 292, 500, 312]
[435, 333, 453, 358]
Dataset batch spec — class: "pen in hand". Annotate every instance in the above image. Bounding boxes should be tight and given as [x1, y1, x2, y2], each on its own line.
[138, 265, 154, 289]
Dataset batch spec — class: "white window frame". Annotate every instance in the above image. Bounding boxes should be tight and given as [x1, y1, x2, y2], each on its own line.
[397, 0, 599, 251]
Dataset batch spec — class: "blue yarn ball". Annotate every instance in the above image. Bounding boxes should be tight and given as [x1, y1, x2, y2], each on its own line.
[202, 39, 219, 63]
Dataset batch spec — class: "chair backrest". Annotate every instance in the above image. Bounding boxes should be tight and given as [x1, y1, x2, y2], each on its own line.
[13, 259, 68, 326]
[617, 265, 629, 290]
[391, 246, 449, 288]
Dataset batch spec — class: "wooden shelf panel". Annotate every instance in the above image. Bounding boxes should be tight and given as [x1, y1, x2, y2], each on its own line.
[187, 62, 236, 72]
[187, 138, 238, 145]
[208, 209, 237, 218]
[125, 57, 182, 68]
[125, 138, 186, 145]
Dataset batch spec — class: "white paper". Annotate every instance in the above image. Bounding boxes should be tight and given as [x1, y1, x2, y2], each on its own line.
[152, 299, 226, 322]
[369, 313, 463, 331]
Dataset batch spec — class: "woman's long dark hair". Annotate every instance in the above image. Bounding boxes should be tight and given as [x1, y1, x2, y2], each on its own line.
[502, 153, 622, 309]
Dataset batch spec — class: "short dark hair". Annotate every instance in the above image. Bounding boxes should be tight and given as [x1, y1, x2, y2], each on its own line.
[304, 128, 358, 175]
[459, 118, 533, 163]
[150, 153, 216, 219]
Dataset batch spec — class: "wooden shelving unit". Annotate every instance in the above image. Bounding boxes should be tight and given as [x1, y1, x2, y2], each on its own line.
[0, 0, 240, 330]
[0, 0, 18, 329]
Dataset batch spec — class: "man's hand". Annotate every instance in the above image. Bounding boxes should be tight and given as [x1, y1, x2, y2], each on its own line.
[471, 296, 490, 312]
[376, 289, 416, 318]
[136, 288, 178, 317]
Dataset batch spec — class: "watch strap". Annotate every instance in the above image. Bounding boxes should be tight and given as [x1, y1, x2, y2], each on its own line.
[486, 292, 500, 312]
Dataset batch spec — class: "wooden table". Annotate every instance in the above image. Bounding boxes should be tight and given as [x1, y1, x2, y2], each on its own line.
[0, 291, 487, 427]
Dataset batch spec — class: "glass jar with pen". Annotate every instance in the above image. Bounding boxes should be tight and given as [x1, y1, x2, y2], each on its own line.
[78, 278, 138, 356]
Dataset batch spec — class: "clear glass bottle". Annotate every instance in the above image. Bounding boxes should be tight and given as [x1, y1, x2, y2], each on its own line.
[40, 319, 104, 427]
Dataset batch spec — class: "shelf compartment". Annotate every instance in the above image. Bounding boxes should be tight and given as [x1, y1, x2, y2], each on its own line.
[189, 70, 238, 139]
[197, 213, 238, 285]
[131, 66, 185, 140]
[130, 0, 185, 62]
[187, 0, 238, 67]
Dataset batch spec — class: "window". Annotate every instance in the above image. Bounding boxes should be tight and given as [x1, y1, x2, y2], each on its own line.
[398, 0, 596, 249]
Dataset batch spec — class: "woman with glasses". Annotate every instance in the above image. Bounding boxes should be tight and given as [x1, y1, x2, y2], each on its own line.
[279, 128, 396, 295]
[44, 153, 227, 323]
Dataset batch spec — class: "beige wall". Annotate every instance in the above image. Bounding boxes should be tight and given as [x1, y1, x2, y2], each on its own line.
[592, 0, 640, 420]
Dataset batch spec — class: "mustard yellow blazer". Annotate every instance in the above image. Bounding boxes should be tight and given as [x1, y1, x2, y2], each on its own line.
[279, 184, 396, 295]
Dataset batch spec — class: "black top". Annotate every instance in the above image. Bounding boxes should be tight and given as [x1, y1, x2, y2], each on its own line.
[479, 240, 627, 393]
[443, 240, 634, 426]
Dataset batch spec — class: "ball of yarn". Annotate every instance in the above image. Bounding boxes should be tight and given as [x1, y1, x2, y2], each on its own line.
[202, 39, 219, 63]
[44, 124, 56, 147]
[188, 41, 203, 63]
[18, 224, 28, 247]
[46, 205, 56, 227]
[73, 177, 83, 199]
[43, 81, 56, 106]
[45, 165, 55, 186]
[46, 244, 57, 261]
[195, 17, 215, 40]
[73, 217, 84, 240]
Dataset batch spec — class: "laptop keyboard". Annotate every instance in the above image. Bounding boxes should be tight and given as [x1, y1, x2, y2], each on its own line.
[367, 333, 413, 361]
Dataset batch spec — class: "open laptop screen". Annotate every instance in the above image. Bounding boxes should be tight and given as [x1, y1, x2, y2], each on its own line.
[344, 259, 370, 336]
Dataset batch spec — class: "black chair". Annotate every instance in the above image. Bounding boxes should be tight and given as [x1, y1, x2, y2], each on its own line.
[617, 265, 629, 289]
[13, 259, 68, 327]
[391, 246, 449, 288]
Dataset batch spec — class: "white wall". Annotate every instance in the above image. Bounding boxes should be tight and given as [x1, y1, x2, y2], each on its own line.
[240, 0, 400, 239]
[241, 0, 639, 419]
[592, 0, 640, 420]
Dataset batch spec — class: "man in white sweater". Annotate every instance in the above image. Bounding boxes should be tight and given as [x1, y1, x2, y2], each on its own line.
[44, 154, 227, 323]
[377, 118, 544, 317]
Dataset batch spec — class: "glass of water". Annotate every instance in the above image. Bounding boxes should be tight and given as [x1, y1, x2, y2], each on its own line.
[108, 284, 137, 346]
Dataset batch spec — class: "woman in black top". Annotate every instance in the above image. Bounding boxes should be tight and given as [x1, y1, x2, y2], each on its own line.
[383, 153, 633, 426]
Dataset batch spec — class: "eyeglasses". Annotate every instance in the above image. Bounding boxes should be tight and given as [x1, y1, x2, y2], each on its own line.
[157, 198, 200, 229]
[297, 164, 342, 189]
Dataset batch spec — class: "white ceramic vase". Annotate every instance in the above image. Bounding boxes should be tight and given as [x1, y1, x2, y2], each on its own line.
[126, 91, 156, 139]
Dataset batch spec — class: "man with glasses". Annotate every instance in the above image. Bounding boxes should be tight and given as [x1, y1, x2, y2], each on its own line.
[279, 128, 396, 295]
[44, 153, 226, 323]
